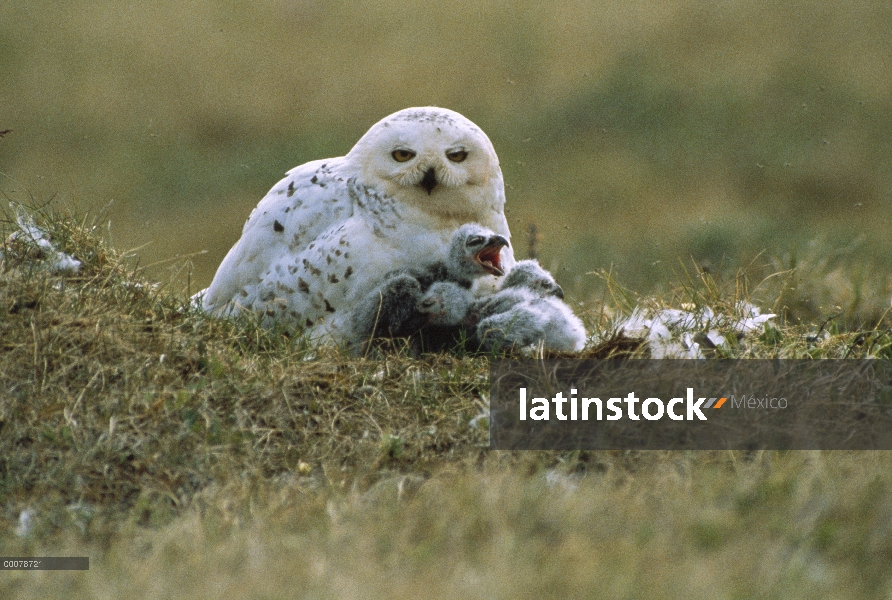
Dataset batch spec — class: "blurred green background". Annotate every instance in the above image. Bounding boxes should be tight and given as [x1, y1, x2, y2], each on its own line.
[2, 0, 891, 313]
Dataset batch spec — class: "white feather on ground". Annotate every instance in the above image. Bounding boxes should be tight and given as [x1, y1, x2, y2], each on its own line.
[618, 303, 777, 358]
[1, 204, 81, 274]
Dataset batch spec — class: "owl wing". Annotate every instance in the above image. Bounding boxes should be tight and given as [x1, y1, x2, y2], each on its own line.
[199, 157, 355, 313]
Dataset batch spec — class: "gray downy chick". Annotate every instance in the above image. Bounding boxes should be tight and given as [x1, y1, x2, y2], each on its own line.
[348, 273, 424, 354]
[474, 259, 563, 321]
[474, 259, 586, 352]
[414, 223, 509, 352]
[352, 223, 509, 353]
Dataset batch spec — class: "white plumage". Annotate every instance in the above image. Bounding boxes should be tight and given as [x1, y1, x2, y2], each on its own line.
[194, 107, 515, 345]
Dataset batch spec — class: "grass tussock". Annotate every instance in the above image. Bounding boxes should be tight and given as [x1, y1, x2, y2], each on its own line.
[2, 207, 892, 598]
[1, 205, 494, 519]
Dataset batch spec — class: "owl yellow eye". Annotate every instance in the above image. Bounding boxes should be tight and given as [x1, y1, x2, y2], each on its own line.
[391, 149, 416, 162]
[446, 149, 468, 162]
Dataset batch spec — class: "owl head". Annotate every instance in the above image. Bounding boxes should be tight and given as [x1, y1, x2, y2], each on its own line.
[346, 107, 505, 223]
[502, 259, 564, 299]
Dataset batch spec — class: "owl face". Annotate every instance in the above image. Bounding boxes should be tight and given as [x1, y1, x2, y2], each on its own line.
[347, 107, 503, 218]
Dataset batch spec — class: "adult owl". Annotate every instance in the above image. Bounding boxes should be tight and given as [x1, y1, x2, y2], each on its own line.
[194, 107, 515, 345]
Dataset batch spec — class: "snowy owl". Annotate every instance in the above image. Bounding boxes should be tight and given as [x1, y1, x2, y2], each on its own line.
[195, 107, 515, 345]
[349, 223, 509, 353]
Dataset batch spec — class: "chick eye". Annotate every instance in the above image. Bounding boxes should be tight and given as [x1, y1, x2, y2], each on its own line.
[391, 149, 416, 162]
[446, 149, 468, 162]
[466, 235, 485, 247]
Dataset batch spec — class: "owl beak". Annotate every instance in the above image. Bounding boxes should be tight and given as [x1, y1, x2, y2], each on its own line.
[489, 235, 509, 249]
[475, 235, 509, 276]
[419, 167, 438, 195]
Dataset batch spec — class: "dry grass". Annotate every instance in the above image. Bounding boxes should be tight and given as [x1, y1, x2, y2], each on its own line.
[0, 206, 491, 518]
[9, 452, 892, 599]
[1, 208, 892, 598]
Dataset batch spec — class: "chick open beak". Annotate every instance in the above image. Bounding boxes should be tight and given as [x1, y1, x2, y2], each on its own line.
[475, 235, 509, 276]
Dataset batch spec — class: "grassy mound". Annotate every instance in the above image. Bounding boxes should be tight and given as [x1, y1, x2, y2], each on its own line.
[2, 207, 892, 598]
[0, 206, 498, 522]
